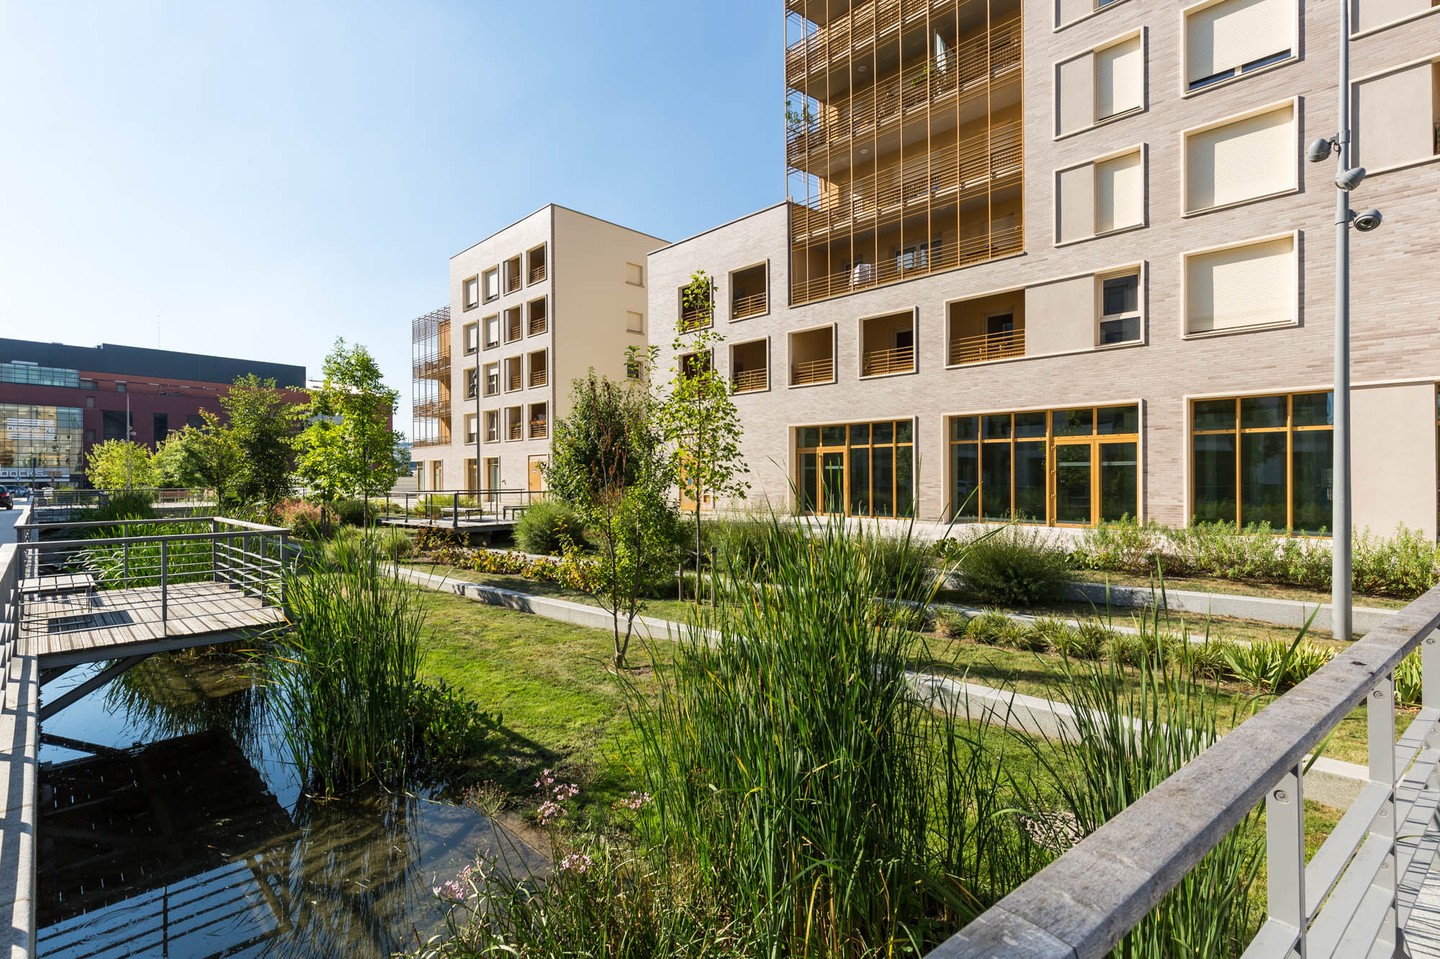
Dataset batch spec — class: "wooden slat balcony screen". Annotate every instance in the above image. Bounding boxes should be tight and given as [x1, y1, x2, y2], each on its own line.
[785, 0, 959, 87]
[680, 306, 712, 332]
[529, 263, 547, 284]
[789, 122, 1023, 241]
[505, 272, 522, 294]
[732, 368, 769, 393]
[529, 419, 548, 440]
[507, 316, 523, 341]
[791, 224, 1023, 305]
[792, 356, 835, 386]
[948, 327, 1025, 366]
[528, 312, 548, 336]
[507, 370, 523, 391]
[508, 421, 523, 441]
[785, 17, 1022, 167]
[862, 344, 915, 377]
[732, 291, 768, 319]
[529, 366, 547, 389]
[416, 398, 451, 418]
[412, 353, 450, 380]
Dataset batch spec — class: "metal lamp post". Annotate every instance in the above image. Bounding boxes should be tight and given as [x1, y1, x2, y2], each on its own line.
[1306, 0, 1383, 641]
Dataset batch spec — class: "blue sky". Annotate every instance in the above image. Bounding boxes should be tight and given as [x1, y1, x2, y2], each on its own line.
[0, 0, 781, 427]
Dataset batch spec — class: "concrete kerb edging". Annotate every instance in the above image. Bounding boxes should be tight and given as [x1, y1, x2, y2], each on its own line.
[0, 652, 38, 959]
[396, 565, 1370, 807]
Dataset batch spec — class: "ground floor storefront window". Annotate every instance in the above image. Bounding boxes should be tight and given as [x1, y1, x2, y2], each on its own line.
[947, 405, 1139, 526]
[0, 403, 84, 484]
[795, 420, 914, 518]
[1191, 391, 1333, 533]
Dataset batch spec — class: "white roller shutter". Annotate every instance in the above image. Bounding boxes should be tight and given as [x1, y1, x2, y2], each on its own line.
[1096, 34, 1143, 119]
[1095, 150, 1144, 233]
[1186, 0, 1291, 84]
[1186, 104, 1295, 211]
[1186, 236, 1295, 333]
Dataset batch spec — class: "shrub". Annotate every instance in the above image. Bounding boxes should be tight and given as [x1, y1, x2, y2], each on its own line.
[272, 498, 327, 540]
[701, 515, 774, 575]
[947, 526, 1071, 606]
[333, 497, 377, 527]
[414, 527, 464, 554]
[1024, 617, 1073, 653]
[1222, 638, 1333, 691]
[867, 600, 932, 633]
[1396, 651, 1423, 707]
[514, 500, 588, 556]
[1173, 638, 1230, 681]
[964, 609, 1014, 646]
[1050, 622, 1105, 661]
[933, 609, 968, 639]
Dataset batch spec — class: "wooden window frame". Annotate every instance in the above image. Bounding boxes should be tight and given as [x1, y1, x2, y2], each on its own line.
[794, 419, 916, 519]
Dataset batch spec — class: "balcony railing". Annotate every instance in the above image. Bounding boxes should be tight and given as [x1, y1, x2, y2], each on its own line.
[529, 419, 548, 440]
[933, 585, 1440, 958]
[791, 224, 1023, 305]
[785, 17, 1022, 168]
[529, 367, 547, 389]
[506, 318, 523, 341]
[948, 327, 1025, 365]
[680, 306, 712, 332]
[529, 263, 547, 284]
[412, 351, 451, 380]
[791, 356, 835, 386]
[504, 272, 522, 295]
[732, 291, 768, 319]
[506, 370, 523, 392]
[785, 0, 957, 87]
[507, 421, 523, 441]
[528, 313, 548, 336]
[415, 398, 452, 418]
[732, 368, 769, 393]
[789, 122, 1023, 241]
[862, 344, 915, 377]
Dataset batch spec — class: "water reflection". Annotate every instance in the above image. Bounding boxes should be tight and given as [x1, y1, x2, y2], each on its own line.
[37, 649, 546, 959]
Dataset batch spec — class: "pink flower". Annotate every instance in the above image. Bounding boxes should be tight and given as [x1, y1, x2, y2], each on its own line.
[536, 799, 564, 826]
[616, 791, 651, 811]
[433, 878, 467, 902]
[559, 853, 594, 874]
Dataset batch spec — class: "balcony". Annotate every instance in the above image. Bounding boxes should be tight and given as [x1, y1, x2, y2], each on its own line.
[527, 244, 547, 285]
[784, 0, 961, 88]
[732, 368, 769, 393]
[949, 328, 1024, 365]
[505, 308, 523, 343]
[528, 299, 548, 336]
[506, 366, 523, 392]
[862, 345, 915, 377]
[504, 256, 522, 295]
[529, 412, 548, 440]
[789, 122, 1023, 242]
[528, 352, 548, 389]
[507, 415, 523, 441]
[729, 292, 766, 320]
[792, 356, 834, 386]
[785, 17, 1022, 168]
[791, 223, 1023, 305]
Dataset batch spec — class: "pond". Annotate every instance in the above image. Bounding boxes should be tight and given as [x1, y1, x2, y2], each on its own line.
[35, 650, 545, 959]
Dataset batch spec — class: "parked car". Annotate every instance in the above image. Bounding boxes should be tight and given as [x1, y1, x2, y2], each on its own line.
[0, 487, 12, 509]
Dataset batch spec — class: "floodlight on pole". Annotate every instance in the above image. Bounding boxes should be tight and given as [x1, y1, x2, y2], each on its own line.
[1335, 166, 1367, 191]
[1307, 137, 1336, 163]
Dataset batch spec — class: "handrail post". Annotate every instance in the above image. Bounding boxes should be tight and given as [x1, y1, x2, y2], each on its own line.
[160, 538, 168, 634]
[453, 492, 459, 530]
[211, 518, 218, 584]
[1265, 764, 1307, 955]
[123, 541, 130, 583]
[1369, 674, 1399, 950]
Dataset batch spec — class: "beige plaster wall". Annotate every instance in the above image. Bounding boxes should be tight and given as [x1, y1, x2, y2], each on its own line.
[1352, 381, 1438, 540]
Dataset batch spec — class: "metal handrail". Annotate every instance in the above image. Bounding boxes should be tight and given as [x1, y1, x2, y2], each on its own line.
[792, 356, 835, 386]
[377, 489, 546, 529]
[862, 344, 915, 377]
[948, 328, 1025, 365]
[932, 584, 1440, 958]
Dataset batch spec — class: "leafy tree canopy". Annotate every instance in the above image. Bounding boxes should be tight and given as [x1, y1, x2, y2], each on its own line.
[296, 339, 407, 502]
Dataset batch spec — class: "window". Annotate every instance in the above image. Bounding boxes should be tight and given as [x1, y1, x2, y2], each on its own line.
[527, 297, 547, 336]
[1354, 60, 1440, 171]
[505, 406, 523, 441]
[679, 279, 714, 332]
[484, 410, 498, 442]
[1185, 235, 1296, 335]
[463, 275, 480, 310]
[626, 310, 644, 334]
[1099, 272, 1142, 344]
[527, 244, 547, 285]
[469, 367, 482, 400]
[504, 307, 523, 343]
[949, 405, 1140, 525]
[504, 256, 522, 294]
[730, 263, 768, 319]
[1185, 0, 1294, 91]
[1096, 34, 1143, 119]
[153, 413, 168, 444]
[483, 363, 499, 397]
[528, 349, 548, 389]
[730, 339, 769, 394]
[0, 362, 79, 388]
[1185, 102, 1297, 213]
[465, 413, 478, 444]
[528, 402, 548, 440]
[790, 326, 836, 386]
[505, 357, 523, 392]
[1056, 31, 1144, 135]
[463, 322, 479, 355]
[795, 420, 915, 518]
[859, 311, 916, 378]
[1191, 392, 1332, 532]
[483, 315, 500, 349]
[1058, 148, 1145, 242]
[626, 262, 644, 286]
[482, 267, 499, 303]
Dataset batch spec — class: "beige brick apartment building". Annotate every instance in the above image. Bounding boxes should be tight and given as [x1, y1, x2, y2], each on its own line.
[650, 0, 1440, 538]
[411, 205, 665, 497]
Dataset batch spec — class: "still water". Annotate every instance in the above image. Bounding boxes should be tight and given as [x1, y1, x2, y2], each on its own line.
[36, 652, 545, 959]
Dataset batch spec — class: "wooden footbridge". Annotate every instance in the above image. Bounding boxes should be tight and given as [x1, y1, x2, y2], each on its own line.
[1, 510, 292, 957]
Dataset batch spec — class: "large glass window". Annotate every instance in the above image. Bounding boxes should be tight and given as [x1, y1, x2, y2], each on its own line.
[948, 404, 1140, 526]
[0, 362, 80, 388]
[1190, 391, 1333, 532]
[0, 403, 85, 483]
[795, 419, 915, 518]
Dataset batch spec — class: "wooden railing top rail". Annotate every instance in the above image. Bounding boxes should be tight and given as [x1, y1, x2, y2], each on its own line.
[931, 583, 1440, 958]
[792, 226, 1023, 304]
[529, 264, 547, 283]
[732, 291, 769, 318]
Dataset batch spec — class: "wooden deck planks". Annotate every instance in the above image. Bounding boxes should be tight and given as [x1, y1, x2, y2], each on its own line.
[19, 582, 285, 659]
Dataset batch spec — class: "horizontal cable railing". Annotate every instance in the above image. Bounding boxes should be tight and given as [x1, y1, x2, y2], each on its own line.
[931, 584, 1440, 959]
[862, 344, 915, 377]
[786, 17, 1022, 166]
[948, 327, 1025, 365]
[791, 224, 1023, 305]
[732, 368, 769, 393]
[732, 291, 768, 319]
[792, 356, 835, 386]
[789, 122, 1023, 240]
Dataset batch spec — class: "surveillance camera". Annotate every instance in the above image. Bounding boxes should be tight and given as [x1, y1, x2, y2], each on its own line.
[1306, 137, 1334, 163]
[1353, 209, 1383, 232]
[1336, 166, 1367, 191]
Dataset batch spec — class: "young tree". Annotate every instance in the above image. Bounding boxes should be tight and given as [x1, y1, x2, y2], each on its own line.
[84, 439, 156, 490]
[151, 412, 242, 499]
[658, 271, 750, 589]
[221, 374, 303, 507]
[547, 371, 677, 669]
[296, 340, 407, 507]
